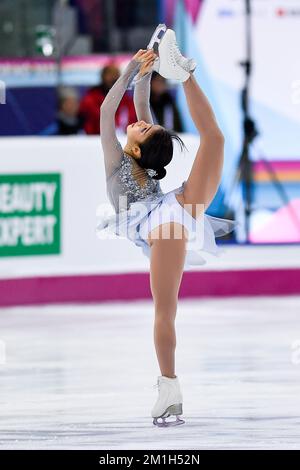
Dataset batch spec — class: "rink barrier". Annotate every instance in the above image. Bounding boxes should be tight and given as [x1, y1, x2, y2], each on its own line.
[0, 268, 300, 307]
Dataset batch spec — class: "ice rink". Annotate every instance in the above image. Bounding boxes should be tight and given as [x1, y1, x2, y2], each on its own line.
[0, 295, 300, 450]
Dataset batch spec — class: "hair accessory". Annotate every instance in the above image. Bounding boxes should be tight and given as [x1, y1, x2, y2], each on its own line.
[146, 168, 158, 177]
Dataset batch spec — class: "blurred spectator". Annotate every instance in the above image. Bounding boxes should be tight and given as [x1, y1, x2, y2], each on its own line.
[41, 87, 82, 136]
[150, 72, 183, 132]
[71, 0, 106, 52]
[79, 63, 136, 135]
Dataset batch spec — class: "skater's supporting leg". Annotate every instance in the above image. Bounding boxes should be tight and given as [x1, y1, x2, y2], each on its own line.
[148, 222, 187, 378]
[177, 74, 225, 215]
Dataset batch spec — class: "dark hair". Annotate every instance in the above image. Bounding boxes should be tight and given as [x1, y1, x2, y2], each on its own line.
[137, 128, 187, 180]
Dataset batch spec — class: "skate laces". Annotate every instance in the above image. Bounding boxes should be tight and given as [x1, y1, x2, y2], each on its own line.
[172, 41, 186, 66]
[172, 40, 194, 72]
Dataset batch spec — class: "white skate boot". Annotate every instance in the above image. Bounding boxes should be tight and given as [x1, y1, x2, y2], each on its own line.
[151, 375, 185, 427]
[151, 28, 197, 82]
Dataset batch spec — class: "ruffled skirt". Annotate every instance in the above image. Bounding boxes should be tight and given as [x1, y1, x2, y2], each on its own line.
[96, 181, 236, 270]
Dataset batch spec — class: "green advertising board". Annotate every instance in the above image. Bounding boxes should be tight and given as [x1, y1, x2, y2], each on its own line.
[0, 173, 61, 257]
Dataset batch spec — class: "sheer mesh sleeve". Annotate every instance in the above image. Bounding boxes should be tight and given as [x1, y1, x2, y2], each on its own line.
[133, 71, 154, 124]
[100, 58, 141, 179]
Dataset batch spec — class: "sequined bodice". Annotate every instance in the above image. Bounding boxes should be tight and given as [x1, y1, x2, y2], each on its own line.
[106, 153, 164, 212]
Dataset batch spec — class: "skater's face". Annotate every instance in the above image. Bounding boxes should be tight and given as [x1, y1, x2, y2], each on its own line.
[126, 120, 162, 145]
[60, 96, 79, 117]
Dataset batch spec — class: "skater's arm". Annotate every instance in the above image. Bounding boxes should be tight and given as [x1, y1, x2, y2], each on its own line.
[100, 58, 141, 179]
[133, 50, 156, 123]
[133, 72, 154, 124]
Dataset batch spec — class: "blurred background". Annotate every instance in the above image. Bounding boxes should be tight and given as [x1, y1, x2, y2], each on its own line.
[1, 0, 300, 304]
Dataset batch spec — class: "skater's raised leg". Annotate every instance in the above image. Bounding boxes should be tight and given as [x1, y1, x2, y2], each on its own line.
[175, 73, 225, 217]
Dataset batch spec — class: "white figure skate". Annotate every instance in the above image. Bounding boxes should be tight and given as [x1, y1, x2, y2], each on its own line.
[151, 375, 185, 427]
[151, 28, 197, 82]
[147, 24, 196, 79]
[132, 25, 196, 87]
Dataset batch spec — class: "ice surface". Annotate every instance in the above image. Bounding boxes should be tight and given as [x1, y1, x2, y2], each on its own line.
[0, 296, 300, 450]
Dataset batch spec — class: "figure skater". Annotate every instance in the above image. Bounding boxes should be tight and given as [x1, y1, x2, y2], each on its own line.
[97, 25, 235, 427]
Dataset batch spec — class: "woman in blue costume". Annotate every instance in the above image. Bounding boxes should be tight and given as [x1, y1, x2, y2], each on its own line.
[97, 26, 235, 427]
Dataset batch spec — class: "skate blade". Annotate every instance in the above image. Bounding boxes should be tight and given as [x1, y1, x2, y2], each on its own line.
[153, 415, 185, 427]
[147, 24, 167, 52]
[152, 29, 173, 77]
[152, 403, 185, 427]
